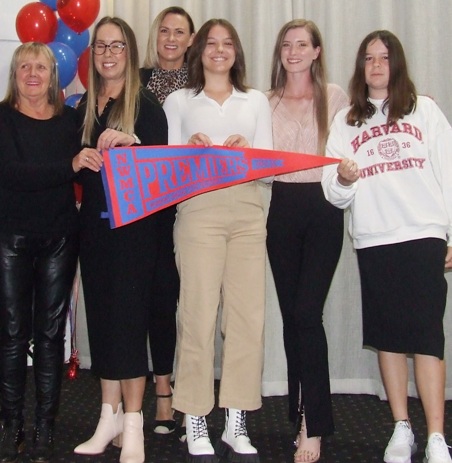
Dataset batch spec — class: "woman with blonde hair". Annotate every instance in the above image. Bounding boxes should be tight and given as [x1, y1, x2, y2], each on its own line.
[140, 6, 195, 436]
[72, 17, 168, 463]
[141, 6, 194, 103]
[0, 41, 97, 463]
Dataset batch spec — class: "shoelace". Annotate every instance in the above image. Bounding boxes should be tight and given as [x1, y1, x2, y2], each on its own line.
[35, 427, 53, 443]
[428, 434, 452, 457]
[0, 426, 21, 444]
[190, 416, 208, 441]
[389, 421, 412, 445]
[233, 411, 248, 438]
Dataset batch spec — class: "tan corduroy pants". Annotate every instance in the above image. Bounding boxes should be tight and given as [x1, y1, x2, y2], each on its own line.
[172, 182, 266, 416]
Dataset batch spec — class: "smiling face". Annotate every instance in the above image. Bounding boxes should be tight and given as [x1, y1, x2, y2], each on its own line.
[201, 24, 236, 76]
[365, 38, 390, 99]
[93, 23, 127, 85]
[15, 51, 52, 104]
[157, 12, 194, 70]
[281, 27, 320, 75]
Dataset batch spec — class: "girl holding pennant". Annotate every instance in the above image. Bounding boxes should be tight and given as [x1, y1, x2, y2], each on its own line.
[322, 30, 452, 463]
[163, 18, 273, 463]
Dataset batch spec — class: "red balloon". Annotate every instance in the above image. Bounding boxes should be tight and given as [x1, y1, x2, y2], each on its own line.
[57, 0, 100, 34]
[15, 2, 58, 43]
[77, 47, 90, 89]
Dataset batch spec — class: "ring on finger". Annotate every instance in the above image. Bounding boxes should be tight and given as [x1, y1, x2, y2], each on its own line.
[85, 156, 89, 162]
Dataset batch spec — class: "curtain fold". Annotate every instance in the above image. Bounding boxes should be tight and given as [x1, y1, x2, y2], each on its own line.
[73, 0, 452, 399]
[101, 0, 452, 124]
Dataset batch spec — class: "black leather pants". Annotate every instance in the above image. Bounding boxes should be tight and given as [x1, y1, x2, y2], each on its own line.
[0, 232, 79, 422]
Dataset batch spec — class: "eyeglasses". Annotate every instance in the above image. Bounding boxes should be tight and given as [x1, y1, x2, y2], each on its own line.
[92, 41, 126, 55]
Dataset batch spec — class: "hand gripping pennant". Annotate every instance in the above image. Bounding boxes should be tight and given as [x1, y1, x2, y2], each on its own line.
[101, 145, 339, 228]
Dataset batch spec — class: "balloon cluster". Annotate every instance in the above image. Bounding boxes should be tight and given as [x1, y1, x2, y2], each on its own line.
[15, 0, 100, 106]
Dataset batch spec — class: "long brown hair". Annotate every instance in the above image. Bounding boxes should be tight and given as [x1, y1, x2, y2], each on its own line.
[2, 42, 64, 115]
[81, 16, 141, 146]
[347, 30, 416, 127]
[186, 18, 248, 95]
[268, 19, 328, 154]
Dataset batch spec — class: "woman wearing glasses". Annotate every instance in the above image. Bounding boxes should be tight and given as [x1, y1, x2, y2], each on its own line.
[73, 17, 168, 463]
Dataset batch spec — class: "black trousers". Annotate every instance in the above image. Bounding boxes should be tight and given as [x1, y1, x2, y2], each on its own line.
[147, 205, 179, 377]
[266, 182, 343, 438]
[0, 232, 79, 422]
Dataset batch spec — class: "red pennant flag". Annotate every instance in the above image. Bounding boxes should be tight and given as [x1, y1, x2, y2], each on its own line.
[101, 145, 339, 228]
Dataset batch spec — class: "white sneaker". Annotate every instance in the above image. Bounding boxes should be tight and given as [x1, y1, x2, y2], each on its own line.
[384, 420, 417, 463]
[424, 433, 452, 463]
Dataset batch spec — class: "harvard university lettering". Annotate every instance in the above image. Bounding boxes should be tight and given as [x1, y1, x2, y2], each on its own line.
[351, 122, 422, 154]
[360, 157, 426, 178]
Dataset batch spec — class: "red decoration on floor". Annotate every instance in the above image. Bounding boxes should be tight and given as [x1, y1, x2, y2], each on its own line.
[67, 350, 79, 380]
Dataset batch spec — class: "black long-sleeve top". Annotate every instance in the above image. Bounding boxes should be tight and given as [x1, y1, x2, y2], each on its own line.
[0, 102, 79, 236]
[76, 88, 168, 227]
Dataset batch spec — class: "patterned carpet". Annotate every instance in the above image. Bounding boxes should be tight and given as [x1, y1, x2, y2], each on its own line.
[13, 366, 452, 462]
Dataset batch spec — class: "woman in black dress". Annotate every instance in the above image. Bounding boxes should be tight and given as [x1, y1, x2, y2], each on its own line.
[72, 17, 168, 463]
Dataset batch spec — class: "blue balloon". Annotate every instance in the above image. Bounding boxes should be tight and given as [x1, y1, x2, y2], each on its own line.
[40, 0, 57, 10]
[48, 41, 78, 89]
[65, 93, 84, 108]
[55, 19, 90, 58]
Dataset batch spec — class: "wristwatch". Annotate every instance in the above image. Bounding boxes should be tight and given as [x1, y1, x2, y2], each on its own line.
[132, 133, 141, 145]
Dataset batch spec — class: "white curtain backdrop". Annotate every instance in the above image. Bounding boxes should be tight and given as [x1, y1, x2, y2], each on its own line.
[2, 0, 447, 399]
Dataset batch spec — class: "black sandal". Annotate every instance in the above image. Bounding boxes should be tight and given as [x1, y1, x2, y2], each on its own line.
[154, 393, 176, 434]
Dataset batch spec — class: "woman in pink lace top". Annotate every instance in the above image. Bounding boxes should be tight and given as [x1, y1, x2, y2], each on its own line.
[266, 19, 349, 463]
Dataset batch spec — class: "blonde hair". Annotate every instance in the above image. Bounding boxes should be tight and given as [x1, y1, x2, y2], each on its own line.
[142, 6, 195, 69]
[2, 42, 63, 115]
[81, 17, 141, 146]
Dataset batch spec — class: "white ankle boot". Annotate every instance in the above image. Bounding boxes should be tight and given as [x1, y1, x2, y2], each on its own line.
[119, 411, 144, 463]
[215, 408, 259, 462]
[186, 414, 217, 462]
[74, 403, 124, 455]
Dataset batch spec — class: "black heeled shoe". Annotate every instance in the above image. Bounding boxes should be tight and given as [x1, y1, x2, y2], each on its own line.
[177, 425, 187, 443]
[153, 393, 176, 435]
